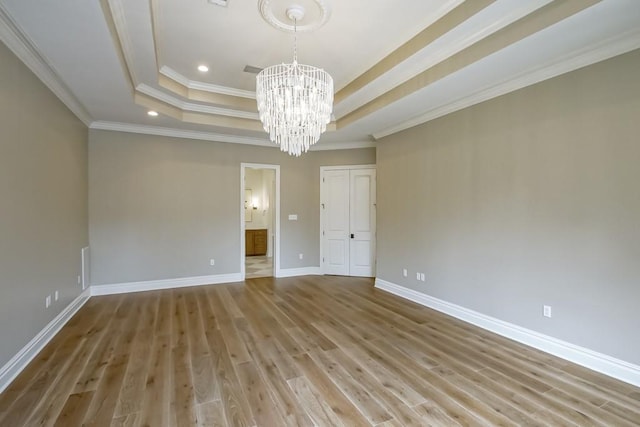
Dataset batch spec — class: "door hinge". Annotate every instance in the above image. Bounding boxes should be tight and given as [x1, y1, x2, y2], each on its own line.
[322, 230, 325, 236]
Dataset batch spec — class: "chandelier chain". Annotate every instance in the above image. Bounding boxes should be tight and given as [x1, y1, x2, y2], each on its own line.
[293, 18, 298, 64]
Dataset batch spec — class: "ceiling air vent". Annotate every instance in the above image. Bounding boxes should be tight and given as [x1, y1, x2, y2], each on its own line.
[243, 65, 263, 74]
[208, 0, 228, 6]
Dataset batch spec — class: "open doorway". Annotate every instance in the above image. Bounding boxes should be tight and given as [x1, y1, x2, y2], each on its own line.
[241, 163, 279, 279]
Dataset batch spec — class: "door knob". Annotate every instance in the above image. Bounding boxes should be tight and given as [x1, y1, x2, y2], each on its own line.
[350, 234, 354, 239]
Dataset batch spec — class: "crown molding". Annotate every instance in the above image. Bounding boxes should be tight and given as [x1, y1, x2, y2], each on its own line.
[90, 120, 373, 151]
[373, 28, 640, 140]
[90, 121, 273, 146]
[104, 0, 139, 87]
[160, 66, 256, 99]
[0, 5, 93, 126]
[137, 84, 259, 120]
[310, 139, 375, 151]
[334, 0, 552, 117]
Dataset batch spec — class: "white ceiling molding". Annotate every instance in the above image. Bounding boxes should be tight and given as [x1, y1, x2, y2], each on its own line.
[160, 66, 256, 99]
[309, 140, 375, 151]
[0, 5, 92, 126]
[4, 0, 639, 151]
[90, 121, 273, 146]
[106, 0, 139, 86]
[334, 0, 554, 118]
[89, 120, 373, 151]
[373, 28, 640, 140]
[136, 84, 259, 120]
[258, 0, 331, 33]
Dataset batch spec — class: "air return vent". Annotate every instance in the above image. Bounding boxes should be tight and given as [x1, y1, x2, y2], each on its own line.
[208, 0, 228, 6]
[243, 65, 263, 74]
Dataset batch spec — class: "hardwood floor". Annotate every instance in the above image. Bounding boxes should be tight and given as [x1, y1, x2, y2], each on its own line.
[1, 276, 639, 426]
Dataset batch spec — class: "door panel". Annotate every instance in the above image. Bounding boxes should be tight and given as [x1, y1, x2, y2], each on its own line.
[349, 169, 376, 277]
[322, 170, 349, 275]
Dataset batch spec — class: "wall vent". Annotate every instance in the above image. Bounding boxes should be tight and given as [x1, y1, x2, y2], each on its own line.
[243, 65, 263, 74]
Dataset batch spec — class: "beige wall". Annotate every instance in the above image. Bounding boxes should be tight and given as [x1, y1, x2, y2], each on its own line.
[376, 49, 640, 364]
[89, 129, 375, 285]
[0, 41, 88, 367]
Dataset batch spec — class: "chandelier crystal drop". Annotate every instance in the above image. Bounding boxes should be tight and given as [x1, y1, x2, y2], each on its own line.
[256, 6, 333, 157]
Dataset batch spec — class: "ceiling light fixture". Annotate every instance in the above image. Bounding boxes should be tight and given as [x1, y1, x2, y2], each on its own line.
[197, 65, 209, 72]
[256, 5, 333, 156]
[147, 110, 159, 117]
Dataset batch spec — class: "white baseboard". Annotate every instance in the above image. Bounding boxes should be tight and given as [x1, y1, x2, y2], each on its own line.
[375, 278, 640, 388]
[90, 273, 242, 296]
[0, 288, 91, 394]
[277, 267, 322, 278]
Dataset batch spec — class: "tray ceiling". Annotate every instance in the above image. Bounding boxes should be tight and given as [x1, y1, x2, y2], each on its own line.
[0, 0, 639, 150]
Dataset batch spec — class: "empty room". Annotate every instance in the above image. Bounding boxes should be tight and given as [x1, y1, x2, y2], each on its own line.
[1, 0, 640, 425]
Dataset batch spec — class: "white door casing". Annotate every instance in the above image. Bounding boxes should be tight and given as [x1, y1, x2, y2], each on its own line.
[321, 166, 376, 277]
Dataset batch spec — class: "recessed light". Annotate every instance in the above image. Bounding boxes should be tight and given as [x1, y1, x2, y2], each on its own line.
[147, 110, 159, 117]
[197, 65, 209, 73]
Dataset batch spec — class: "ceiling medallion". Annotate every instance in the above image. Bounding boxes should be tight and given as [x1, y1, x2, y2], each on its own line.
[256, 4, 333, 156]
[258, 0, 331, 33]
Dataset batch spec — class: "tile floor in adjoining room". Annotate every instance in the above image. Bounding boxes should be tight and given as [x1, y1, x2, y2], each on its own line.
[245, 255, 273, 278]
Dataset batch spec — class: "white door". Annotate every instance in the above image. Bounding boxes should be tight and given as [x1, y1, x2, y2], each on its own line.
[322, 170, 350, 275]
[349, 169, 376, 277]
[321, 167, 376, 277]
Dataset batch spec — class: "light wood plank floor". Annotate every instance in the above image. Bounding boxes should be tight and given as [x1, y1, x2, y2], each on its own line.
[1, 276, 639, 426]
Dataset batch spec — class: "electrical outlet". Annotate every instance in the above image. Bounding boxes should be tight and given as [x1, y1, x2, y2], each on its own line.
[209, 258, 215, 266]
[54, 290, 59, 301]
[402, 268, 407, 277]
[420, 273, 425, 281]
[45, 295, 51, 308]
[299, 253, 304, 260]
[77, 275, 81, 285]
[543, 305, 552, 318]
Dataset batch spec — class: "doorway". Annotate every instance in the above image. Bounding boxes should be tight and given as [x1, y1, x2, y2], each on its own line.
[320, 165, 376, 277]
[241, 163, 280, 279]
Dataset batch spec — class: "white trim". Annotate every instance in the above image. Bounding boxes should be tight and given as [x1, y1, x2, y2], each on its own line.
[310, 140, 376, 151]
[90, 273, 242, 296]
[373, 28, 640, 140]
[375, 278, 640, 388]
[241, 163, 281, 280]
[320, 164, 377, 171]
[107, 0, 139, 86]
[0, 288, 91, 394]
[276, 267, 322, 278]
[136, 84, 260, 120]
[160, 66, 256, 99]
[334, 0, 550, 117]
[81, 246, 90, 291]
[0, 5, 92, 126]
[89, 121, 372, 151]
[90, 121, 274, 146]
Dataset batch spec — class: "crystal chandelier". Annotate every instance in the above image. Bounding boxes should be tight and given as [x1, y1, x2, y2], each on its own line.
[256, 6, 333, 156]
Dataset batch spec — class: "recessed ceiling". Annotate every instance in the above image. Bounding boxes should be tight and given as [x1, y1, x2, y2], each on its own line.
[0, 0, 639, 150]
